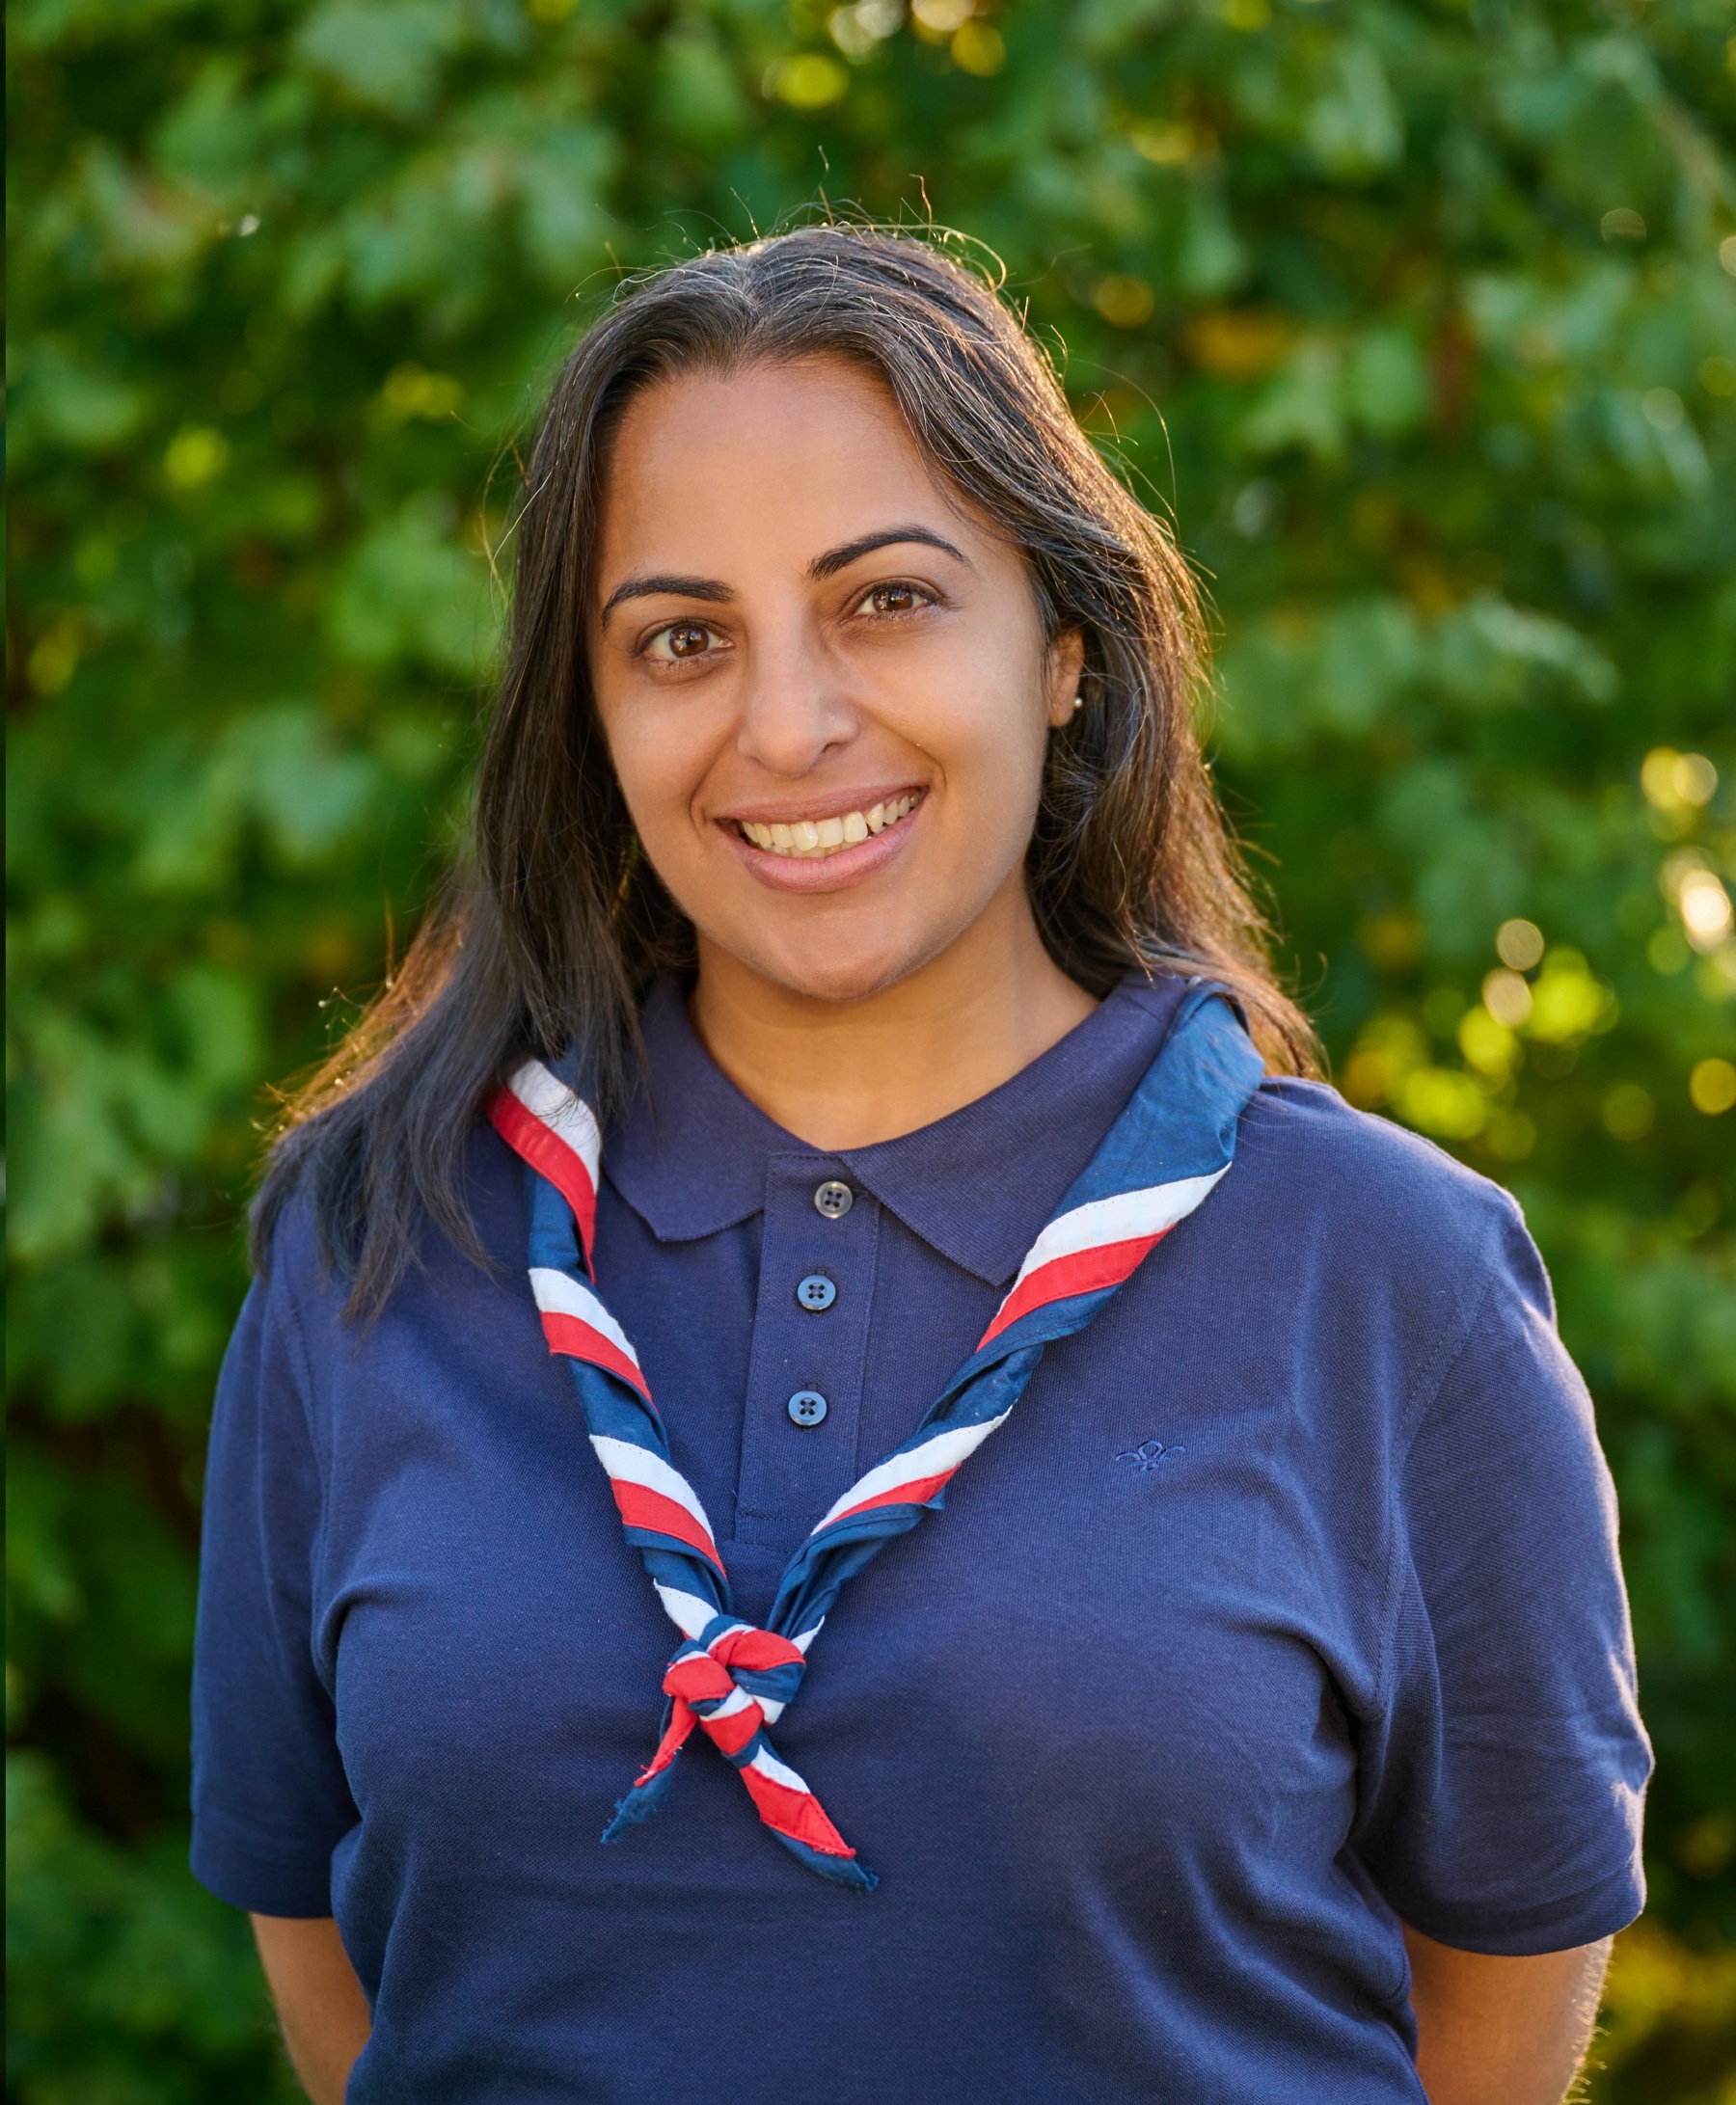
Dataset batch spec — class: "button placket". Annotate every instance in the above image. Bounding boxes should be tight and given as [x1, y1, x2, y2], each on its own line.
[735, 1157, 879, 1549]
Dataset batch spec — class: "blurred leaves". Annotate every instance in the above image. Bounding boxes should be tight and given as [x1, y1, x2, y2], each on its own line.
[8, 1754, 301, 2104]
[7, 0, 1734, 2096]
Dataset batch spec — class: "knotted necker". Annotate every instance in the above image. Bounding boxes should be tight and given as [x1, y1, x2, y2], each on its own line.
[489, 985, 1263, 1891]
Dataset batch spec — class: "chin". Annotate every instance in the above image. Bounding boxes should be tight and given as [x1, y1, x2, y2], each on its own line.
[726, 925, 950, 1008]
[762, 953, 922, 1007]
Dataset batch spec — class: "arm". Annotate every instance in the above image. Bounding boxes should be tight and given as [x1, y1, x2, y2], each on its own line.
[252, 1914, 372, 2105]
[1403, 1922, 1610, 2105]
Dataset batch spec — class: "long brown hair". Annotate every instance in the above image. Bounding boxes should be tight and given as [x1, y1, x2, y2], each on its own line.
[256, 225, 1316, 1314]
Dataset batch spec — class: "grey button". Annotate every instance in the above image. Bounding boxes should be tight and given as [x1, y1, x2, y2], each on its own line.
[787, 1390, 828, 1428]
[813, 1179, 854, 1220]
[796, 1273, 837, 1312]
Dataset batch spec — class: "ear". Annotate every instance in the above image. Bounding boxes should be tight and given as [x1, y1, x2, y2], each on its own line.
[1044, 628, 1086, 728]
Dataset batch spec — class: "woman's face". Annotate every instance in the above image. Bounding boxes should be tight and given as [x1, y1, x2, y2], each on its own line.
[588, 356, 1082, 1005]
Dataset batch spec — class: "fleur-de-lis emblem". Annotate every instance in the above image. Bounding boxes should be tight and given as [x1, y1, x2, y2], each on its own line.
[1117, 1438, 1182, 1473]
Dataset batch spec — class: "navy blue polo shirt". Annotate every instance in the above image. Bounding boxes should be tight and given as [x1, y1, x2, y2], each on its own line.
[191, 974, 1649, 2104]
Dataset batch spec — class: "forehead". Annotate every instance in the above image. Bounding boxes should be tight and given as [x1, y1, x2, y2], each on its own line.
[596, 357, 972, 572]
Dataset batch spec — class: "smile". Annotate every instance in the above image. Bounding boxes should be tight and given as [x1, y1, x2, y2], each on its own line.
[736, 793, 923, 860]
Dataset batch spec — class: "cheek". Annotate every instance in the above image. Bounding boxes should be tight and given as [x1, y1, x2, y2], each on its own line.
[907, 639, 1052, 818]
[597, 689, 714, 846]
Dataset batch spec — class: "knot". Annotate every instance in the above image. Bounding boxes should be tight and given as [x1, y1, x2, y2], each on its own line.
[604, 1612, 873, 1885]
[661, 1617, 807, 1761]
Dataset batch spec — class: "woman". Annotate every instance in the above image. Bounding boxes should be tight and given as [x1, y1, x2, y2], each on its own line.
[192, 228, 1649, 2105]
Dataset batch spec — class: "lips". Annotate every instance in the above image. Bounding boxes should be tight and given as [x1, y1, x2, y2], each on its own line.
[721, 787, 927, 893]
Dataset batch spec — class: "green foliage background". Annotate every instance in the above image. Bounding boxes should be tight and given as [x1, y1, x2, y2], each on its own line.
[8, 0, 1736, 2095]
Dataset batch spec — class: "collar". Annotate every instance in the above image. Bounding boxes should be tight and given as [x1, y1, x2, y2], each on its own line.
[602, 972, 1194, 1287]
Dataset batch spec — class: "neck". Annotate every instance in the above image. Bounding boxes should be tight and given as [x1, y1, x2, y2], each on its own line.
[688, 886, 1098, 1151]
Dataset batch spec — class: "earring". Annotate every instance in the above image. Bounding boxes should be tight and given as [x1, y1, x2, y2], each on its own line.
[1071, 694, 1084, 714]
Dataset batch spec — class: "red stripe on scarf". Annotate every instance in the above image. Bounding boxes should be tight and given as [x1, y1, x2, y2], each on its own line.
[699, 1705, 764, 1758]
[538, 1309, 650, 1401]
[739, 1765, 859, 1859]
[488, 1088, 597, 1264]
[713, 1628, 805, 1671]
[608, 1481, 722, 1571]
[825, 1468, 958, 1527]
[978, 1230, 1167, 1348]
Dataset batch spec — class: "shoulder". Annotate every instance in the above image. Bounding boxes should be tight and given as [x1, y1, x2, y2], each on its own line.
[1238, 1073, 1490, 1208]
[243, 1121, 531, 1415]
[1215, 1078, 1553, 1402]
[252, 1182, 349, 1340]
[258, 1115, 524, 1315]
[229, 1188, 356, 1440]
[1238, 1075, 1533, 1277]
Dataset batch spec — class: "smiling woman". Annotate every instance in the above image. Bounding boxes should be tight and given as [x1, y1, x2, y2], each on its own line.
[195, 229, 1648, 2105]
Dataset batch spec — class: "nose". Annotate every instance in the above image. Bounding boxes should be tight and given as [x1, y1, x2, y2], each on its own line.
[733, 615, 858, 778]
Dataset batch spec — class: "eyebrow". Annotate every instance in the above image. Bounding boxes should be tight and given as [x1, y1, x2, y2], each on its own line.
[600, 573, 734, 619]
[598, 526, 970, 620]
[806, 525, 969, 580]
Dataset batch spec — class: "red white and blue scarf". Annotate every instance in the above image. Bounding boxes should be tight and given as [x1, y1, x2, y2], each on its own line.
[488, 985, 1262, 1892]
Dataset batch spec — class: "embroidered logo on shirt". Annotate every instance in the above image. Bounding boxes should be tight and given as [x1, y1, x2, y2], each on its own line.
[1117, 1438, 1183, 1473]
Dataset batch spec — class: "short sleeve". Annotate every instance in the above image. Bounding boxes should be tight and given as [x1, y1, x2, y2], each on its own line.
[1353, 1198, 1652, 1955]
[190, 1259, 358, 1916]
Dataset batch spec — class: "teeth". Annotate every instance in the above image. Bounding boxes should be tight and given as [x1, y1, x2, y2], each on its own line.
[740, 795, 920, 858]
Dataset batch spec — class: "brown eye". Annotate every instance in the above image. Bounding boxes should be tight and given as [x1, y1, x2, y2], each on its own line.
[868, 582, 922, 614]
[639, 614, 727, 664]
